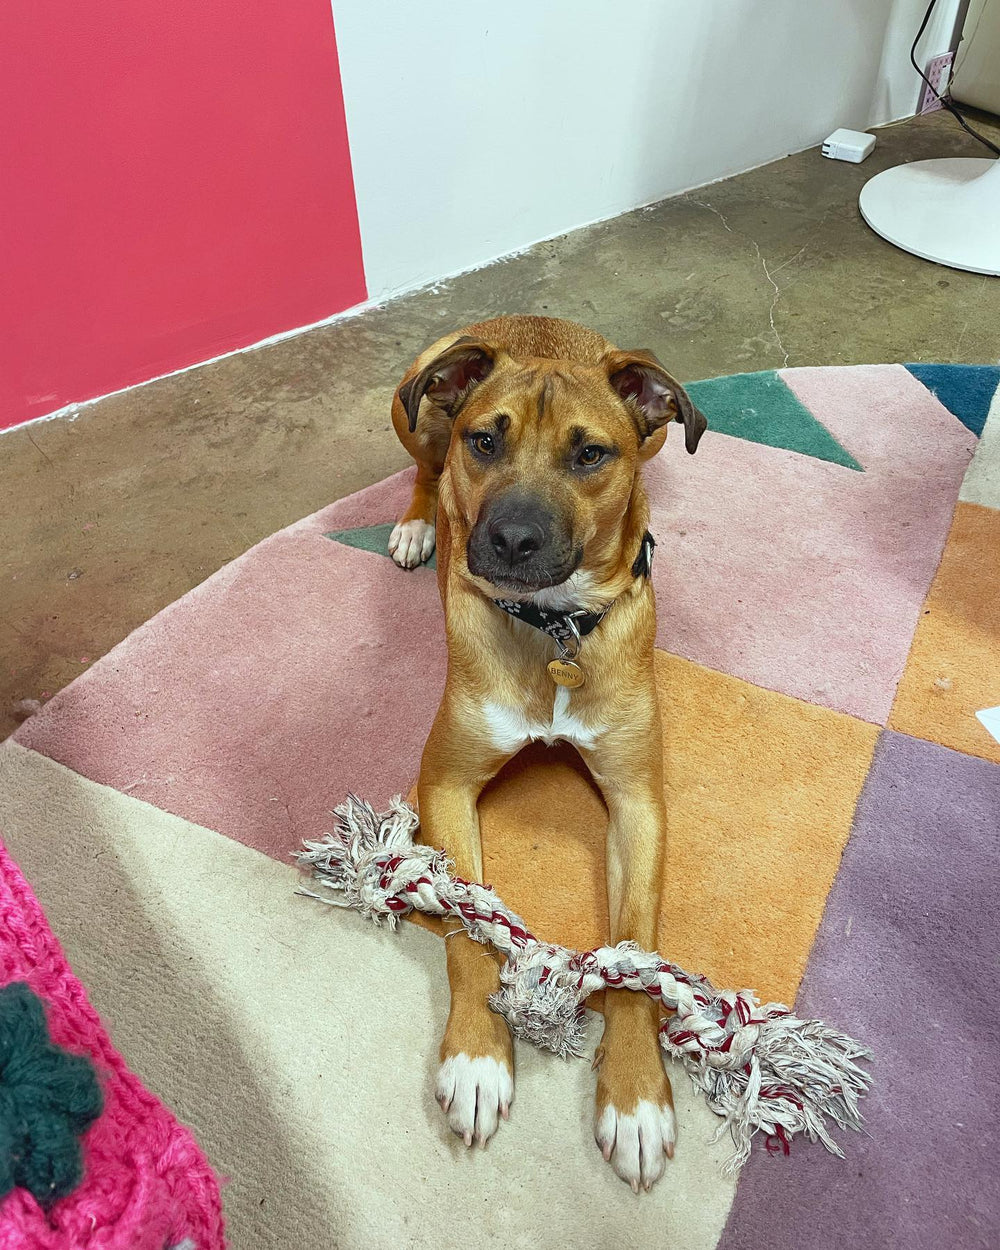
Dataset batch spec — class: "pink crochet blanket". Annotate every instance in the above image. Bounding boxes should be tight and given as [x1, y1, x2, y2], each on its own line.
[0, 840, 225, 1250]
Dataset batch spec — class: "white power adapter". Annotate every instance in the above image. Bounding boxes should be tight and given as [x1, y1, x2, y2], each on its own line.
[821, 128, 876, 163]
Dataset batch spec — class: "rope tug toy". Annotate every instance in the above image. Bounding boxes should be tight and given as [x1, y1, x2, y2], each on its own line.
[297, 795, 873, 1171]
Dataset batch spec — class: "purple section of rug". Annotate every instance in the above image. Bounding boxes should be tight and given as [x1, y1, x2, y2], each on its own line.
[718, 730, 1000, 1250]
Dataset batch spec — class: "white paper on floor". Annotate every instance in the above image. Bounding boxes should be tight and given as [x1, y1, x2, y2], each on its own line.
[975, 706, 1000, 745]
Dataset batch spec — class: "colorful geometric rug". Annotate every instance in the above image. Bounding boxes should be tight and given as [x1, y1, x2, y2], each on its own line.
[3, 363, 998, 1249]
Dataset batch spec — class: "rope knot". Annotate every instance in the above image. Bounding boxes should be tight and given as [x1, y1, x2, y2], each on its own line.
[490, 948, 589, 1058]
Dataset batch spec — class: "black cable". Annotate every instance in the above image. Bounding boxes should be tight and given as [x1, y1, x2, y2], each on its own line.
[909, 0, 1000, 157]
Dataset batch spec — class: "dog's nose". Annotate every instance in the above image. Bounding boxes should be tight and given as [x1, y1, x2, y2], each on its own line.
[488, 517, 544, 565]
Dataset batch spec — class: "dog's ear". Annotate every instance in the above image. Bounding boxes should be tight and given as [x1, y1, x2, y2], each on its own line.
[605, 349, 707, 454]
[397, 337, 498, 433]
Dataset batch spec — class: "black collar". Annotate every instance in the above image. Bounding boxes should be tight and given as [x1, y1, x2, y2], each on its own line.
[491, 531, 655, 653]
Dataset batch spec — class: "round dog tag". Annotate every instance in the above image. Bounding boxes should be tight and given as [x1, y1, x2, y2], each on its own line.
[547, 658, 585, 688]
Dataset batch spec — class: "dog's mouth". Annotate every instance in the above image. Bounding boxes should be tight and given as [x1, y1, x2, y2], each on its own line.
[465, 547, 583, 599]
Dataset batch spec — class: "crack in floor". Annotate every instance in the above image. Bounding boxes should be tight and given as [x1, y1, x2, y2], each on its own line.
[689, 198, 805, 368]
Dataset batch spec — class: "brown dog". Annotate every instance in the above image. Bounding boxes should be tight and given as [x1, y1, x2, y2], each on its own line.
[389, 315, 706, 1191]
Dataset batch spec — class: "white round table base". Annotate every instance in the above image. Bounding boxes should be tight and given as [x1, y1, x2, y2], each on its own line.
[859, 157, 1000, 276]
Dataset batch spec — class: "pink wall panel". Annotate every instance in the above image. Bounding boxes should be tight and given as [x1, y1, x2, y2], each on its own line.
[0, 2, 366, 431]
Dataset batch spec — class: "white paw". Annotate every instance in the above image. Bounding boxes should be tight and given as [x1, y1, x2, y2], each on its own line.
[595, 1100, 676, 1192]
[388, 519, 435, 568]
[435, 1054, 513, 1147]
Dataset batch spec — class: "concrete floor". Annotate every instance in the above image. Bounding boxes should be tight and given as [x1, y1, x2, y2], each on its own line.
[3, 110, 1000, 738]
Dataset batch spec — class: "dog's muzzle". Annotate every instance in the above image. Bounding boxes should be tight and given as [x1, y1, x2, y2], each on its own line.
[466, 491, 579, 593]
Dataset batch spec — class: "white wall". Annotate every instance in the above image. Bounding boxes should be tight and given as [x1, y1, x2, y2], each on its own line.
[333, 0, 963, 302]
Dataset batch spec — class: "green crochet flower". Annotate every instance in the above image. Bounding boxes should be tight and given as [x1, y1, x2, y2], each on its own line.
[0, 981, 103, 1206]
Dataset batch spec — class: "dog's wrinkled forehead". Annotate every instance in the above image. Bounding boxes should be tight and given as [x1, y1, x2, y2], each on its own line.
[455, 361, 627, 441]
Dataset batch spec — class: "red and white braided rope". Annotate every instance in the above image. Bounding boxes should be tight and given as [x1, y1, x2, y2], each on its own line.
[297, 795, 872, 1170]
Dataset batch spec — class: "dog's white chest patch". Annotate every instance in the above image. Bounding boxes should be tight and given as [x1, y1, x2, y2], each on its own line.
[482, 687, 604, 754]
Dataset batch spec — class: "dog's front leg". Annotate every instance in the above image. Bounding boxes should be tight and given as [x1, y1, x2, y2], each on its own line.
[587, 740, 675, 1192]
[388, 459, 440, 569]
[418, 719, 513, 1147]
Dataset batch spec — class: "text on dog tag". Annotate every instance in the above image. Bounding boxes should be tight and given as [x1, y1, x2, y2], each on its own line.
[547, 658, 585, 688]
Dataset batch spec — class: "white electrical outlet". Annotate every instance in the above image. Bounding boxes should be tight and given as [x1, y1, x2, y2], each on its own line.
[919, 51, 954, 114]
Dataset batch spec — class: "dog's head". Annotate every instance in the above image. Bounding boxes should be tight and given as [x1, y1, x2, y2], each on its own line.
[397, 336, 706, 596]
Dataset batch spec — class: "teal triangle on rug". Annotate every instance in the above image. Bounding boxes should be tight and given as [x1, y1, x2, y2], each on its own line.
[904, 363, 1000, 437]
[324, 523, 438, 569]
[685, 370, 863, 471]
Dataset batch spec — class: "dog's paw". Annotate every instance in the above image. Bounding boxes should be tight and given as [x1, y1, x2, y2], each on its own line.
[435, 1053, 513, 1148]
[388, 519, 435, 568]
[595, 1099, 676, 1193]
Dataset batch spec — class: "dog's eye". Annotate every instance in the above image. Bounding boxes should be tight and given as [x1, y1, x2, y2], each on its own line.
[470, 432, 495, 457]
[577, 445, 606, 467]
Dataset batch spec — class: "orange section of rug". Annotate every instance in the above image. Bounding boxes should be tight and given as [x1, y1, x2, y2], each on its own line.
[466, 651, 879, 1007]
[889, 501, 1000, 765]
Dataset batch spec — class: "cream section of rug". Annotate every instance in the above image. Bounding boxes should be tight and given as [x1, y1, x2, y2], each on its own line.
[0, 739, 737, 1250]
